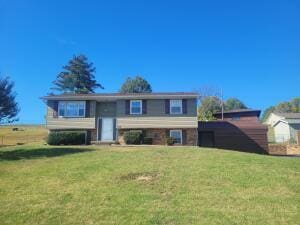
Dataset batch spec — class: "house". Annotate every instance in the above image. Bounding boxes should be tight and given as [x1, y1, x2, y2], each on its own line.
[198, 109, 268, 153]
[41, 92, 199, 145]
[264, 113, 300, 144]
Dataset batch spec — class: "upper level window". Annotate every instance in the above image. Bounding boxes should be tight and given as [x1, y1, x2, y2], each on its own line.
[170, 100, 182, 114]
[130, 100, 142, 115]
[170, 130, 182, 144]
[58, 101, 85, 117]
[232, 116, 240, 121]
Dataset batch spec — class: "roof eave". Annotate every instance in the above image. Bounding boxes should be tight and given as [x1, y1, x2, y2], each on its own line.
[41, 94, 199, 101]
[213, 110, 261, 117]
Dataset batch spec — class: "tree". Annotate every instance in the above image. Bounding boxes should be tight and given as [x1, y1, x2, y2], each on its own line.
[291, 98, 300, 112]
[197, 95, 248, 121]
[224, 98, 247, 111]
[120, 76, 152, 93]
[276, 102, 292, 113]
[195, 85, 221, 100]
[261, 106, 276, 122]
[198, 96, 222, 121]
[52, 54, 103, 94]
[261, 97, 300, 122]
[0, 77, 19, 124]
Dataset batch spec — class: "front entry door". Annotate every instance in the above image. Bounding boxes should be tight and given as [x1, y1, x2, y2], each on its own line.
[101, 118, 114, 141]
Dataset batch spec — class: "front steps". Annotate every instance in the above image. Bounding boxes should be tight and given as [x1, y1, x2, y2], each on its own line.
[91, 141, 116, 145]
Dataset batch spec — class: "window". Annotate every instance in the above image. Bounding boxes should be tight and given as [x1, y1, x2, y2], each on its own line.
[58, 102, 66, 117]
[232, 116, 240, 121]
[170, 99, 182, 114]
[58, 101, 85, 117]
[170, 130, 182, 144]
[130, 100, 142, 115]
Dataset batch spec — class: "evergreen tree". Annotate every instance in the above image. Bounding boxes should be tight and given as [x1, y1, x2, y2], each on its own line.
[0, 77, 19, 124]
[52, 54, 103, 94]
[120, 76, 152, 93]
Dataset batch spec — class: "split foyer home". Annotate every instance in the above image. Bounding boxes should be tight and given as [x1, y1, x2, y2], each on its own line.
[264, 112, 300, 144]
[41, 92, 199, 145]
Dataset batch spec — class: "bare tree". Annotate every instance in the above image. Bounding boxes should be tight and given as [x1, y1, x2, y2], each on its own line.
[194, 85, 222, 100]
[194, 85, 223, 121]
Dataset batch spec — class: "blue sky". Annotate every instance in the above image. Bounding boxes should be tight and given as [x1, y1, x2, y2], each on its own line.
[0, 0, 299, 124]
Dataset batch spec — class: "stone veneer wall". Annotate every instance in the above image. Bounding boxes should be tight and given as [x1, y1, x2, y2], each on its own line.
[145, 129, 167, 145]
[118, 128, 198, 146]
[185, 129, 198, 146]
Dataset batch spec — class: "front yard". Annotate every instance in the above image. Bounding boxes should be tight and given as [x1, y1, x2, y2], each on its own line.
[0, 144, 299, 225]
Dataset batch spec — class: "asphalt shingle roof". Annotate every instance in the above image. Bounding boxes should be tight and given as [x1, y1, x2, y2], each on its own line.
[274, 113, 300, 119]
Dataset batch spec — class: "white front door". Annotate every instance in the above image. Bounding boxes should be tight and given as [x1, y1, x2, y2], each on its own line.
[101, 118, 114, 141]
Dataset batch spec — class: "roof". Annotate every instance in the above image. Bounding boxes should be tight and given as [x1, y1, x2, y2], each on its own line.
[273, 113, 300, 119]
[213, 109, 261, 117]
[41, 92, 199, 100]
[265, 112, 300, 126]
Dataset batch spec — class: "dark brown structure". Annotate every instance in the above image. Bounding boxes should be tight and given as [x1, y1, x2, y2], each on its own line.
[198, 109, 268, 153]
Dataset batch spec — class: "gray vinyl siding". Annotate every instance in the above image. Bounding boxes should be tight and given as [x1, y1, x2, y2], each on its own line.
[186, 99, 197, 116]
[96, 102, 116, 117]
[46, 100, 96, 129]
[45, 98, 197, 130]
[46, 100, 55, 119]
[116, 99, 197, 117]
[89, 101, 96, 117]
[289, 124, 300, 144]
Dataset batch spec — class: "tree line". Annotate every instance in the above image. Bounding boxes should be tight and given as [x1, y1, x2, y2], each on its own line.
[51, 54, 151, 94]
[198, 96, 247, 121]
[0, 54, 299, 123]
[0, 54, 152, 124]
[261, 98, 300, 122]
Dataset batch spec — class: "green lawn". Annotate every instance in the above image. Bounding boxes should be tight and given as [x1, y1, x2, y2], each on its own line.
[0, 144, 299, 225]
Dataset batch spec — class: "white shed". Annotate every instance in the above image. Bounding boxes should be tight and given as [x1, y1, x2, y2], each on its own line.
[264, 113, 300, 144]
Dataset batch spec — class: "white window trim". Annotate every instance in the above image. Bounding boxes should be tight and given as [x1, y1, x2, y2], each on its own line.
[170, 99, 183, 115]
[170, 130, 182, 144]
[130, 100, 142, 115]
[58, 101, 86, 118]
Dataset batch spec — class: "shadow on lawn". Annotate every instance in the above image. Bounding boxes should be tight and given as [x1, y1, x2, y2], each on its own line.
[0, 147, 94, 161]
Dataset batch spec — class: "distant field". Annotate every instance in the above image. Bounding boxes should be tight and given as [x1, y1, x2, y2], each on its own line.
[0, 125, 48, 146]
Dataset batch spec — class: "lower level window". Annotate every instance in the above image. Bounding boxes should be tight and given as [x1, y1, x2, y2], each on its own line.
[170, 130, 182, 144]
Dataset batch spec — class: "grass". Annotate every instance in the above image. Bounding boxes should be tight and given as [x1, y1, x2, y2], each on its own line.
[0, 125, 47, 146]
[0, 144, 299, 225]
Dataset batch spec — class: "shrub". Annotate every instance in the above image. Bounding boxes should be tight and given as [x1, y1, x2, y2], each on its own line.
[123, 131, 143, 145]
[143, 137, 153, 145]
[47, 131, 86, 145]
[166, 137, 175, 146]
